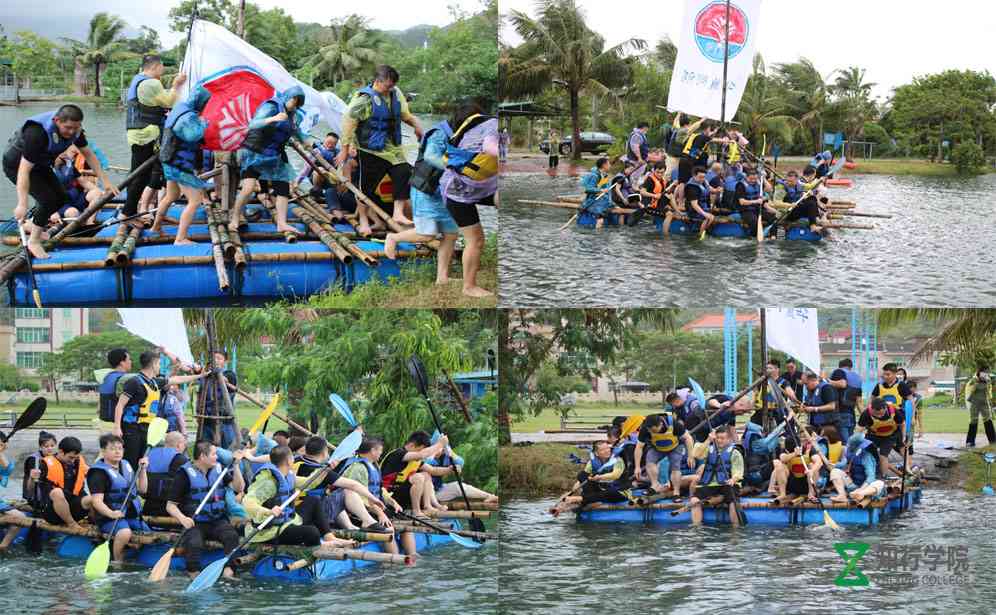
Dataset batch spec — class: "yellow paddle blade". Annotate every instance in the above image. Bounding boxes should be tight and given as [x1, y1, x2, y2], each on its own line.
[249, 393, 281, 436]
[147, 417, 169, 446]
[84, 541, 111, 580]
[148, 547, 175, 582]
[823, 510, 841, 531]
[620, 414, 645, 439]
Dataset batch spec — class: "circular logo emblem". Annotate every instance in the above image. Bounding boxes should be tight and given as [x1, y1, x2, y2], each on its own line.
[694, 1, 749, 63]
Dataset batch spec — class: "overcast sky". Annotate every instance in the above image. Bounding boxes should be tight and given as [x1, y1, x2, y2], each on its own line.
[500, 0, 996, 101]
[1, 0, 480, 46]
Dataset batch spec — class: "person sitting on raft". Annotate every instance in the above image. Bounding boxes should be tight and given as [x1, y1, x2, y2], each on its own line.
[633, 413, 693, 500]
[810, 151, 833, 178]
[829, 432, 885, 506]
[230, 85, 312, 236]
[735, 167, 777, 235]
[688, 427, 745, 527]
[635, 162, 668, 214]
[378, 431, 450, 518]
[340, 436, 417, 557]
[52, 146, 101, 227]
[142, 431, 189, 517]
[241, 444, 353, 550]
[771, 435, 813, 504]
[858, 397, 906, 478]
[23, 430, 57, 510]
[422, 431, 499, 507]
[86, 433, 150, 564]
[28, 436, 92, 529]
[166, 440, 245, 579]
[804, 424, 844, 497]
[291, 132, 340, 197]
[776, 170, 830, 234]
[681, 167, 718, 239]
[0, 438, 27, 552]
[149, 84, 214, 244]
[580, 157, 615, 229]
[570, 440, 630, 511]
[740, 408, 792, 495]
[293, 436, 392, 534]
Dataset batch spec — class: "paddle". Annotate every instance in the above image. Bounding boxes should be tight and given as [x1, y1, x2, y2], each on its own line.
[148, 463, 232, 582]
[329, 393, 358, 428]
[15, 222, 42, 308]
[84, 417, 169, 579]
[0, 397, 47, 442]
[406, 355, 488, 539]
[63, 206, 162, 239]
[390, 508, 482, 550]
[768, 381, 840, 531]
[982, 453, 995, 496]
[763, 157, 846, 238]
[688, 374, 767, 437]
[247, 393, 281, 437]
[899, 398, 914, 510]
[185, 428, 363, 593]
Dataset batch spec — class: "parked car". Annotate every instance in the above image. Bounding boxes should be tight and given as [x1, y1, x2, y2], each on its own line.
[539, 131, 615, 155]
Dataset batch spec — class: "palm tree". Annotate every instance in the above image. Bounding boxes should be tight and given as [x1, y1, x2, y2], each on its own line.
[62, 12, 129, 97]
[653, 36, 677, 71]
[831, 66, 879, 152]
[833, 66, 876, 98]
[504, 0, 646, 161]
[736, 53, 799, 148]
[773, 58, 831, 152]
[308, 15, 383, 88]
[879, 309, 996, 362]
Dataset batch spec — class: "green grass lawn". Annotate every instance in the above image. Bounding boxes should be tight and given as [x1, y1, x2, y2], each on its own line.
[513, 399, 972, 434]
[0, 401, 291, 433]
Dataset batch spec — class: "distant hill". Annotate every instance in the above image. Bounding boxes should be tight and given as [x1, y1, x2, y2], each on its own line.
[382, 24, 437, 48]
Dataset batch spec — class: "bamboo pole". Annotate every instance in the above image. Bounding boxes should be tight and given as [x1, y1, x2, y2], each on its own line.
[0, 513, 220, 548]
[425, 510, 491, 520]
[312, 547, 413, 566]
[286, 200, 352, 263]
[204, 211, 230, 292]
[221, 383, 316, 437]
[115, 225, 143, 265]
[1, 230, 387, 248]
[104, 224, 129, 266]
[518, 199, 637, 215]
[142, 516, 391, 542]
[440, 500, 499, 511]
[573, 496, 891, 512]
[291, 188, 376, 265]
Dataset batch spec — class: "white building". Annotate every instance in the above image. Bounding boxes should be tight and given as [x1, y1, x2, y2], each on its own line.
[1, 308, 90, 373]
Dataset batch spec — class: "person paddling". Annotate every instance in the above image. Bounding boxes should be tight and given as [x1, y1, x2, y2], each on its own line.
[86, 434, 149, 564]
[4, 104, 118, 258]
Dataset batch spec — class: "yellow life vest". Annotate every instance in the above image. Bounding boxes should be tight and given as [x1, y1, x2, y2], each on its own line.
[787, 452, 807, 478]
[136, 379, 159, 425]
[727, 141, 740, 164]
[682, 132, 701, 156]
[876, 381, 904, 408]
[868, 405, 898, 437]
[445, 113, 498, 181]
[396, 460, 422, 484]
[649, 417, 679, 453]
[827, 441, 844, 465]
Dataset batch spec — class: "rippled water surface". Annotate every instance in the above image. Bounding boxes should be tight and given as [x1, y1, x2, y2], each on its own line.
[499, 492, 996, 614]
[499, 172, 996, 307]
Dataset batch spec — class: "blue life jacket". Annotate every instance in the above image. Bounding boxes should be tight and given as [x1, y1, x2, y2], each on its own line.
[702, 444, 734, 485]
[589, 455, 619, 476]
[631, 129, 649, 160]
[315, 143, 338, 164]
[838, 369, 863, 420]
[781, 181, 805, 203]
[125, 74, 167, 130]
[254, 462, 296, 524]
[181, 462, 228, 522]
[294, 456, 329, 499]
[158, 102, 203, 173]
[157, 393, 183, 433]
[741, 425, 772, 473]
[98, 370, 136, 422]
[805, 382, 838, 426]
[848, 441, 876, 486]
[91, 459, 140, 519]
[356, 85, 402, 151]
[686, 178, 711, 213]
[10, 111, 80, 168]
[242, 98, 296, 157]
[737, 180, 761, 201]
[612, 434, 637, 457]
[146, 446, 180, 503]
[202, 149, 214, 173]
[343, 456, 382, 502]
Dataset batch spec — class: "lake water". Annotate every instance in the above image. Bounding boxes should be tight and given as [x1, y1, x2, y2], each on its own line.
[499, 492, 996, 614]
[498, 171, 996, 307]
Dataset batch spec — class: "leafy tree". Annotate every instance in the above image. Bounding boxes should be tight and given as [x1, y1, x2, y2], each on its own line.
[126, 26, 162, 55]
[168, 0, 235, 34]
[951, 141, 986, 175]
[504, 0, 645, 160]
[0, 363, 26, 391]
[308, 15, 384, 89]
[7, 31, 59, 85]
[62, 12, 131, 96]
[47, 330, 151, 383]
[242, 5, 299, 68]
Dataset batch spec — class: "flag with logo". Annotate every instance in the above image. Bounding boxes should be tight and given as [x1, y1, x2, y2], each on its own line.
[179, 19, 346, 151]
[764, 308, 821, 374]
[667, 0, 763, 121]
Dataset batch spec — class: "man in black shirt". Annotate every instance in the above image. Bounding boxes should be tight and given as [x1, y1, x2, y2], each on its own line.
[32, 436, 92, 528]
[735, 167, 777, 234]
[3, 104, 118, 258]
[380, 431, 448, 516]
[202, 350, 239, 449]
[783, 360, 804, 400]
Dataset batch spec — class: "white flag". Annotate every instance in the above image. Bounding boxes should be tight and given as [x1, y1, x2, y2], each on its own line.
[117, 309, 195, 366]
[765, 308, 821, 374]
[180, 19, 346, 135]
[667, 0, 762, 121]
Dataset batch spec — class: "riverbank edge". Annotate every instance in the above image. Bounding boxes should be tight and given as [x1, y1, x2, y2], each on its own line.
[501, 442, 987, 498]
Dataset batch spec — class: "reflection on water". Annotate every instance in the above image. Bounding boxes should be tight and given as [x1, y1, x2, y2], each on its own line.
[499, 492, 996, 614]
[499, 172, 996, 307]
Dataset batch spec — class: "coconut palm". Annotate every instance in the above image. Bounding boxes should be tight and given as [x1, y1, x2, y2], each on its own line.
[504, 0, 646, 161]
[833, 66, 876, 98]
[878, 309, 996, 362]
[653, 36, 678, 71]
[773, 58, 832, 152]
[736, 53, 800, 148]
[308, 15, 383, 88]
[62, 12, 129, 97]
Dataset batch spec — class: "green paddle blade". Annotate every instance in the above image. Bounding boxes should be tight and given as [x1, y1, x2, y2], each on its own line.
[84, 541, 111, 580]
[184, 555, 228, 593]
[147, 417, 168, 446]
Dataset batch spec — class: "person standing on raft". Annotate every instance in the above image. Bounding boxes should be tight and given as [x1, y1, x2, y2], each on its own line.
[5, 104, 118, 258]
[336, 64, 424, 233]
[123, 55, 186, 227]
[230, 85, 311, 236]
[150, 84, 214, 244]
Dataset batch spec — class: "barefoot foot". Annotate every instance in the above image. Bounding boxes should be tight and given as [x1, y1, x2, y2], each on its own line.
[462, 285, 493, 298]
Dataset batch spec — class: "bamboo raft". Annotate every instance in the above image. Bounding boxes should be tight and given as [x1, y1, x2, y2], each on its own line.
[567, 487, 922, 527]
[0, 158, 438, 306]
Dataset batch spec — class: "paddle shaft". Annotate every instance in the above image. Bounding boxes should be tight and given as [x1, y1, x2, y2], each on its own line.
[391, 508, 461, 537]
[224, 383, 315, 437]
[64, 206, 162, 239]
[419, 391, 475, 513]
[100, 461, 143, 547]
[688, 374, 767, 436]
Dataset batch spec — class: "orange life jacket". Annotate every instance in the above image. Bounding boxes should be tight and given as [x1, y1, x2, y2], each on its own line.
[42, 455, 88, 496]
[646, 173, 665, 208]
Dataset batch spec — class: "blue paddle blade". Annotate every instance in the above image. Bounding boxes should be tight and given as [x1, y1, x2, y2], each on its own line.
[449, 531, 483, 549]
[329, 394, 357, 427]
[984, 453, 996, 464]
[331, 429, 363, 463]
[184, 556, 227, 593]
[688, 378, 707, 410]
[983, 486, 995, 496]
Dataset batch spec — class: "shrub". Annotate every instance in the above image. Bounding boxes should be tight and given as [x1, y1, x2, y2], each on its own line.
[951, 142, 986, 175]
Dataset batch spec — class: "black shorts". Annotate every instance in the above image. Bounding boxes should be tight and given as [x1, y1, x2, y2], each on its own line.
[868, 432, 899, 457]
[389, 483, 413, 510]
[677, 158, 695, 183]
[241, 167, 291, 198]
[446, 193, 493, 228]
[4, 155, 67, 227]
[42, 494, 87, 524]
[357, 150, 411, 205]
[787, 474, 810, 496]
[695, 484, 735, 503]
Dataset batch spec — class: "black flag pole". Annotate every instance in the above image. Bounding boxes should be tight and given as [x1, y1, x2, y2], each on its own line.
[720, 0, 732, 131]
